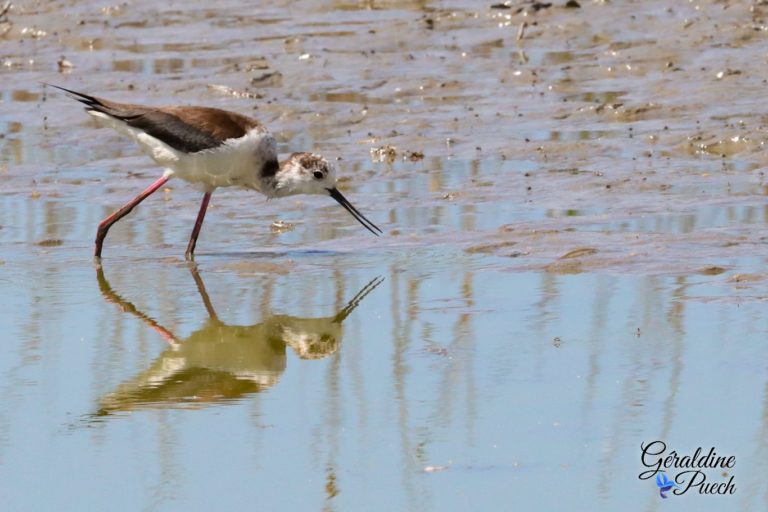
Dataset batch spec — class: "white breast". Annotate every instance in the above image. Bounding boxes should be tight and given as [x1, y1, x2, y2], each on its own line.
[89, 111, 277, 192]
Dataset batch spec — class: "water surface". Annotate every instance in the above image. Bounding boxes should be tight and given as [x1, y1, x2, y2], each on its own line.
[1, 0, 768, 510]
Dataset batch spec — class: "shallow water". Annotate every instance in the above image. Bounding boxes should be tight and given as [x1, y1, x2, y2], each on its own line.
[2, 0, 768, 510]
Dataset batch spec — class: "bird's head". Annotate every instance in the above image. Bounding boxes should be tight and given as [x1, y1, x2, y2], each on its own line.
[276, 152, 382, 236]
[277, 152, 337, 196]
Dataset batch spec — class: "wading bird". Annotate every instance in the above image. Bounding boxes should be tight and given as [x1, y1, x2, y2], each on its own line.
[49, 85, 382, 259]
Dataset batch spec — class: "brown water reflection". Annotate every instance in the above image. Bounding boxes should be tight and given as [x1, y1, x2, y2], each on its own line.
[93, 264, 383, 416]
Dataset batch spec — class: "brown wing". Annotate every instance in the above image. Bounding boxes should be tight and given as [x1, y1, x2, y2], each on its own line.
[50, 84, 261, 153]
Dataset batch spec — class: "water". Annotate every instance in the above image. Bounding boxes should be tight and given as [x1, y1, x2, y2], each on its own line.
[2, 248, 766, 510]
[2, 0, 768, 510]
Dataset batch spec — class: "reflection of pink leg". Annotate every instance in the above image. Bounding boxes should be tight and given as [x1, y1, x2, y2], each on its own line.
[185, 192, 212, 260]
[95, 175, 171, 258]
[96, 266, 179, 346]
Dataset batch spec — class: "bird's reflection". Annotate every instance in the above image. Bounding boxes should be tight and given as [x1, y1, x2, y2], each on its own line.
[94, 265, 383, 417]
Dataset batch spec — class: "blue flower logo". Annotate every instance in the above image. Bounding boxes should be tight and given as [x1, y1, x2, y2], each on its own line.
[655, 472, 679, 498]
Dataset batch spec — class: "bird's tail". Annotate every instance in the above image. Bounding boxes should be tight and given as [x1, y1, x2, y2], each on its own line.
[42, 83, 139, 120]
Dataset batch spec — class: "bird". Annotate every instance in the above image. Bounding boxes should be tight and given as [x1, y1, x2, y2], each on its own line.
[47, 84, 382, 259]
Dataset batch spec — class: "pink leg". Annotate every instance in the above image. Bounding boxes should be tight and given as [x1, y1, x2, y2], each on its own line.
[185, 192, 212, 260]
[95, 175, 170, 258]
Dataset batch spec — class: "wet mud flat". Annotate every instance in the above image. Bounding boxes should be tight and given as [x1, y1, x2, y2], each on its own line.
[1, 0, 768, 511]
[0, 0, 767, 294]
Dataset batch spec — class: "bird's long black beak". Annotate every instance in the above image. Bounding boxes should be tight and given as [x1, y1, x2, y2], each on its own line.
[327, 187, 382, 236]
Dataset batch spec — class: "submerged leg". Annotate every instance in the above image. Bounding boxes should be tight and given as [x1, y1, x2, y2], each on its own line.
[185, 191, 212, 260]
[95, 175, 170, 258]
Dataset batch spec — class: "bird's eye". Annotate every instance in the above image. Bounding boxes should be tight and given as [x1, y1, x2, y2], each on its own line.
[313, 171, 324, 179]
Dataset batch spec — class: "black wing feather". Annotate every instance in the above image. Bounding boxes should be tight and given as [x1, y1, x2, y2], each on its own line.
[121, 112, 222, 153]
[46, 83, 226, 153]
